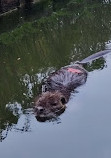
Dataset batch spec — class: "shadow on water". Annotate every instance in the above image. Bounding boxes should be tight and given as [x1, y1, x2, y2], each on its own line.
[0, 0, 111, 141]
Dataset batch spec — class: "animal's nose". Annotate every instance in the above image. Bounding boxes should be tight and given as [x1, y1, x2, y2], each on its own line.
[36, 106, 44, 113]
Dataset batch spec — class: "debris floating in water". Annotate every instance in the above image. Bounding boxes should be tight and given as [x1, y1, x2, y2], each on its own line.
[17, 58, 21, 61]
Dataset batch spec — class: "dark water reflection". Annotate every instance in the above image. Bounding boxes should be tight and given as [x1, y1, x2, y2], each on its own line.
[0, 1, 111, 157]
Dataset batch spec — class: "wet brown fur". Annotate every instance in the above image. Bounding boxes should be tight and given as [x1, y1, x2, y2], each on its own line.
[34, 64, 87, 121]
[34, 50, 111, 121]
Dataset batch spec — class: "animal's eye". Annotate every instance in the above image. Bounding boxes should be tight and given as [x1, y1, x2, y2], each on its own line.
[51, 103, 57, 106]
[61, 97, 66, 104]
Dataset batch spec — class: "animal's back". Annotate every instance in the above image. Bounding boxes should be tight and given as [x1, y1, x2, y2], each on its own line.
[44, 64, 88, 92]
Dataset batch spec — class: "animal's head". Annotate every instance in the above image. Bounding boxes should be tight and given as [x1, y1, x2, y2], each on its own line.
[34, 91, 67, 122]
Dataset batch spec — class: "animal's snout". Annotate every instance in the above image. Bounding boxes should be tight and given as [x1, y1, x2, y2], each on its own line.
[35, 106, 44, 113]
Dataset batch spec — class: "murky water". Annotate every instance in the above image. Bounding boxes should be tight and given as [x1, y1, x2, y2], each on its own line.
[0, 1, 111, 158]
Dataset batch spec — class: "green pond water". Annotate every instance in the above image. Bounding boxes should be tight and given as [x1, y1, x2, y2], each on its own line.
[0, 1, 111, 158]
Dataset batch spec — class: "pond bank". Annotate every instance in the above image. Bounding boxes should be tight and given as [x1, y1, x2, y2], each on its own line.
[0, 0, 40, 15]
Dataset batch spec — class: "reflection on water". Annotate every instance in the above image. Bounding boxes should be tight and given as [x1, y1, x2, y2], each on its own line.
[0, 1, 111, 157]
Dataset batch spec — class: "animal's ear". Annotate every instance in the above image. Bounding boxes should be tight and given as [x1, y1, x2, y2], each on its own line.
[61, 97, 67, 104]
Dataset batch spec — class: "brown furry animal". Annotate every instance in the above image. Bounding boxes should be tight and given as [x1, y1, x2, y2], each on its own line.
[34, 64, 87, 121]
[34, 91, 66, 121]
[34, 50, 111, 122]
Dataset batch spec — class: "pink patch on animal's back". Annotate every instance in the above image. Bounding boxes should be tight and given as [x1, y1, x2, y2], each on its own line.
[67, 68, 82, 74]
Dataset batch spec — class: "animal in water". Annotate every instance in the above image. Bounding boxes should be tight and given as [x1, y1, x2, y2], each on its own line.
[34, 50, 111, 122]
